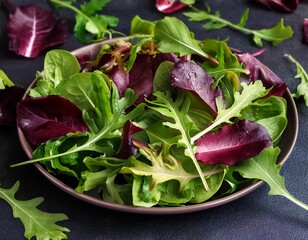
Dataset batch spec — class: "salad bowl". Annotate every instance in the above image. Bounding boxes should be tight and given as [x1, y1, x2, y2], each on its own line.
[17, 37, 298, 215]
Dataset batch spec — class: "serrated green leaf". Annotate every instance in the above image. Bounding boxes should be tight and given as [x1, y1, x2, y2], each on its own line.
[287, 54, 308, 106]
[0, 70, 14, 89]
[192, 80, 269, 142]
[230, 147, 308, 210]
[0, 181, 69, 240]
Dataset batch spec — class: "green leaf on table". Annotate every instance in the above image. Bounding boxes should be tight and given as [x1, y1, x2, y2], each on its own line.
[229, 147, 308, 210]
[50, 0, 119, 43]
[183, 7, 293, 47]
[287, 54, 308, 106]
[0, 70, 14, 89]
[0, 181, 69, 240]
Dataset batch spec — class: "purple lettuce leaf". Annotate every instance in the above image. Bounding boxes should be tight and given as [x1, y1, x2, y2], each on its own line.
[304, 18, 308, 44]
[195, 120, 272, 166]
[254, 0, 301, 12]
[116, 121, 144, 159]
[0, 86, 25, 126]
[171, 60, 221, 113]
[155, 0, 187, 13]
[17, 95, 88, 145]
[236, 52, 287, 96]
[5, 4, 67, 58]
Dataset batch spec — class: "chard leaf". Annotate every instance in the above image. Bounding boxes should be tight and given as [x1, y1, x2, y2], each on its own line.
[0, 181, 69, 240]
[146, 91, 209, 191]
[191, 80, 269, 143]
[183, 7, 293, 47]
[286, 54, 308, 106]
[154, 17, 218, 64]
[230, 147, 308, 210]
[195, 120, 272, 166]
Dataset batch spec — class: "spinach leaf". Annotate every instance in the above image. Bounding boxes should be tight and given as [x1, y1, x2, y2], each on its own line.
[154, 17, 218, 64]
[30, 50, 80, 97]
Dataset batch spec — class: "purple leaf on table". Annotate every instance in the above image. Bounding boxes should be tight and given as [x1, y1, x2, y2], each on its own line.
[5, 4, 66, 58]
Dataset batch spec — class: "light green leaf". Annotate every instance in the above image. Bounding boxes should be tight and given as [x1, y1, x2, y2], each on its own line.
[0, 70, 14, 89]
[0, 181, 69, 240]
[184, 7, 293, 47]
[192, 80, 269, 142]
[287, 54, 308, 106]
[230, 147, 308, 210]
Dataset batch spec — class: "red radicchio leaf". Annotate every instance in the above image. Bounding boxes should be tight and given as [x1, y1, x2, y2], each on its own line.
[254, 0, 300, 12]
[236, 53, 287, 96]
[5, 4, 67, 58]
[17, 95, 88, 145]
[171, 60, 222, 113]
[304, 18, 308, 44]
[195, 120, 272, 166]
[0, 86, 25, 126]
[116, 121, 144, 159]
[155, 0, 187, 13]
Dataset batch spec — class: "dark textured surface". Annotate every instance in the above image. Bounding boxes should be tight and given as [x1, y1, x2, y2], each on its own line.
[0, 0, 308, 239]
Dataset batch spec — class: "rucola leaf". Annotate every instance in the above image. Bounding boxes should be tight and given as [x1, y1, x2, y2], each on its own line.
[0, 181, 69, 240]
[191, 80, 269, 143]
[287, 54, 308, 106]
[230, 147, 308, 210]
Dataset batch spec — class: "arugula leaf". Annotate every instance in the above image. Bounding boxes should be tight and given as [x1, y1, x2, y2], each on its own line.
[183, 7, 293, 47]
[0, 181, 69, 240]
[0, 69, 14, 89]
[146, 91, 209, 191]
[50, 0, 119, 43]
[191, 80, 269, 143]
[154, 17, 218, 64]
[286, 54, 308, 106]
[229, 147, 308, 210]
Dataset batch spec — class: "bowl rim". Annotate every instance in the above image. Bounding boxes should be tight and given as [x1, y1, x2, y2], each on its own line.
[17, 38, 299, 215]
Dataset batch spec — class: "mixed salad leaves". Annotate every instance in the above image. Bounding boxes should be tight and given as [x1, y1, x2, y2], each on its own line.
[12, 16, 308, 209]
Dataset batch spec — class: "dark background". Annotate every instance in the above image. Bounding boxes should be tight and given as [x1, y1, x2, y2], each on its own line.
[1, 0, 308, 239]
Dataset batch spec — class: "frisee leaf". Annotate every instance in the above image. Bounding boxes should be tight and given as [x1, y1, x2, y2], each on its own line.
[229, 147, 308, 210]
[286, 54, 308, 106]
[50, 0, 119, 43]
[183, 7, 293, 47]
[191, 80, 269, 143]
[0, 181, 69, 240]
